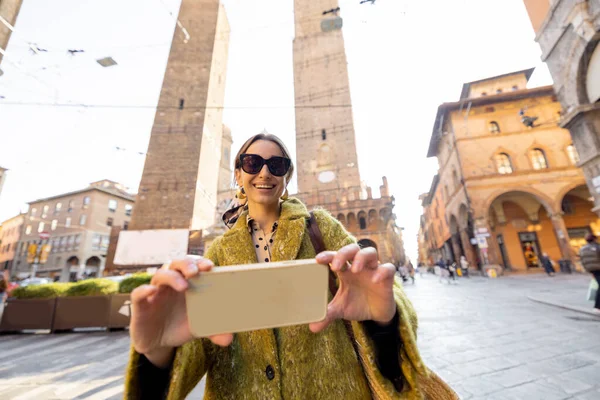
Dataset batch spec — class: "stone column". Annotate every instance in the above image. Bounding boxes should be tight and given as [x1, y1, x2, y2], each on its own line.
[459, 228, 477, 268]
[550, 213, 574, 262]
[451, 234, 462, 263]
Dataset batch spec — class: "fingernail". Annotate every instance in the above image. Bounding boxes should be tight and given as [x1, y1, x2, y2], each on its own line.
[177, 278, 187, 289]
[188, 264, 198, 274]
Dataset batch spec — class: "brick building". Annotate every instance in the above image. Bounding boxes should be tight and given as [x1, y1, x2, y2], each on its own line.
[0, 213, 24, 275]
[0, 0, 23, 67]
[424, 69, 596, 272]
[12, 180, 134, 281]
[291, 0, 405, 266]
[523, 0, 600, 215]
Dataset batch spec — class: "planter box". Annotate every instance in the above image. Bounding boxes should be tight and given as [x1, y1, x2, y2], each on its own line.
[0, 298, 57, 332]
[52, 295, 111, 331]
[108, 293, 131, 329]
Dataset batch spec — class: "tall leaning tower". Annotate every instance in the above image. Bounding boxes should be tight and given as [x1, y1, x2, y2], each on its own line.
[129, 0, 230, 232]
[292, 1, 406, 266]
[293, 0, 361, 194]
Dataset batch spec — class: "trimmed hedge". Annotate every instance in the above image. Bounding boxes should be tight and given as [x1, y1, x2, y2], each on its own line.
[64, 278, 118, 297]
[118, 273, 152, 294]
[12, 283, 70, 299]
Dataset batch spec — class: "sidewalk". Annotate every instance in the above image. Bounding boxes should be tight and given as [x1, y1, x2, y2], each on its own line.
[507, 273, 600, 317]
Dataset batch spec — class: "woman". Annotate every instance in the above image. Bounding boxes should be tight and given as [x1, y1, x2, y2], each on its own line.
[459, 256, 470, 278]
[125, 133, 457, 399]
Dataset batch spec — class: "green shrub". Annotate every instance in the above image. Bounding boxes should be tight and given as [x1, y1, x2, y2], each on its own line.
[12, 283, 70, 299]
[118, 273, 152, 293]
[64, 278, 118, 297]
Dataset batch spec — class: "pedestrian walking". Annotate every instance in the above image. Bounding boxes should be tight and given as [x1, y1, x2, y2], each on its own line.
[417, 261, 425, 278]
[124, 133, 457, 399]
[407, 260, 415, 284]
[459, 256, 470, 278]
[578, 233, 600, 313]
[446, 259, 457, 282]
[540, 253, 556, 276]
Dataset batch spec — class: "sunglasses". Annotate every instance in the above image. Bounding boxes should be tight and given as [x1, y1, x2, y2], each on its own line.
[240, 154, 291, 177]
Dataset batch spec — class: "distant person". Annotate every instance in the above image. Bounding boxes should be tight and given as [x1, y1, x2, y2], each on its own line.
[540, 253, 556, 276]
[446, 259, 456, 281]
[579, 233, 600, 312]
[406, 261, 415, 284]
[459, 256, 470, 278]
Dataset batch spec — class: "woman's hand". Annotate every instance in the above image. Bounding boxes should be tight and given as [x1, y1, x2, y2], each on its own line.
[310, 244, 397, 333]
[129, 256, 233, 368]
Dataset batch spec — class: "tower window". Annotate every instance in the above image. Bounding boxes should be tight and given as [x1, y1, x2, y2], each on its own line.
[179, 99, 185, 110]
[512, 85, 519, 91]
[496, 89, 503, 94]
[322, 129, 326, 140]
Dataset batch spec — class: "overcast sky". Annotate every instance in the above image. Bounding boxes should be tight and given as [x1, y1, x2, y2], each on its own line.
[0, 0, 551, 261]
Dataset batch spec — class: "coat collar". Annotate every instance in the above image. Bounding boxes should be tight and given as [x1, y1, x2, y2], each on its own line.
[220, 198, 310, 264]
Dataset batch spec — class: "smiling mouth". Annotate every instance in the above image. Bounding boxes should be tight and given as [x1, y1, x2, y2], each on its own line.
[254, 184, 275, 189]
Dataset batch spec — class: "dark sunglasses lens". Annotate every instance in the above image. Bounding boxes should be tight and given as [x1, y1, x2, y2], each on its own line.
[242, 155, 264, 174]
[267, 157, 291, 176]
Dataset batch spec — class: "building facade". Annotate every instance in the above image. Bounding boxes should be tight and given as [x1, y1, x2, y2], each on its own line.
[0, 166, 6, 200]
[523, 0, 600, 215]
[0, 213, 24, 275]
[425, 69, 596, 272]
[291, 0, 405, 266]
[419, 176, 452, 265]
[12, 180, 134, 281]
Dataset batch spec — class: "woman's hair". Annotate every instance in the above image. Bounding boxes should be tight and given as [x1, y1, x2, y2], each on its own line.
[234, 133, 294, 182]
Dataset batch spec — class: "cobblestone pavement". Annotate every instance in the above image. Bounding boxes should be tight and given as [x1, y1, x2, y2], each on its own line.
[1, 273, 598, 399]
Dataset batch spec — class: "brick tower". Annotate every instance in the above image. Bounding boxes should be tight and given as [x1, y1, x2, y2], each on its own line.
[292, 1, 405, 266]
[293, 0, 361, 193]
[129, 0, 229, 232]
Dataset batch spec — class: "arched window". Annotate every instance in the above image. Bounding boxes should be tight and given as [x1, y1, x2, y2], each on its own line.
[495, 153, 513, 174]
[512, 85, 519, 91]
[567, 144, 580, 165]
[359, 217, 367, 230]
[489, 121, 501, 134]
[481, 92, 487, 96]
[496, 89, 503, 94]
[530, 148, 548, 170]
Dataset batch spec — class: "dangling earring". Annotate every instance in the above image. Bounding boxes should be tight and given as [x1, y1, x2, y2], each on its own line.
[236, 186, 247, 201]
[281, 188, 289, 200]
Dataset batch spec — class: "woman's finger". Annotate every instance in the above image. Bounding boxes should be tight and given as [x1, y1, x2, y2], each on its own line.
[209, 333, 234, 347]
[332, 244, 360, 272]
[372, 263, 396, 284]
[352, 247, 379, 271]
[150, 269, 188, 292]
[168, 257, 214, 279]
[315, 251, 337, 265]
[131, 284, 158, 305]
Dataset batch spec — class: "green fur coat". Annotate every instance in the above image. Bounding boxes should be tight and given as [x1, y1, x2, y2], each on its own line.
[125, 198, 457, 399]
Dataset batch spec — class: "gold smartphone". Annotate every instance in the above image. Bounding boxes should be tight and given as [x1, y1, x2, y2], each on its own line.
[185, 259, 329, 337]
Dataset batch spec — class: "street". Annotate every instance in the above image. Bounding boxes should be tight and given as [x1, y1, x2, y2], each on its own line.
[1, 273, 599, 399]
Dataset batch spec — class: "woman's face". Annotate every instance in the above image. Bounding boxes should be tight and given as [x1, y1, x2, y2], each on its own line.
[235, 140, 288, 207]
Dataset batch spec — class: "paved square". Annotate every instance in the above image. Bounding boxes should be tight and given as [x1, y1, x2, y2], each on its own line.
[1, 273, 598, 399]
